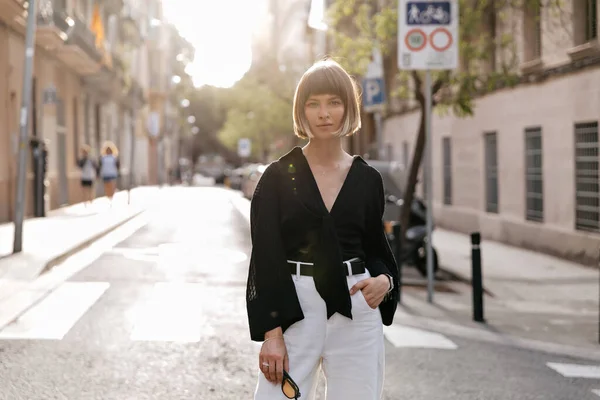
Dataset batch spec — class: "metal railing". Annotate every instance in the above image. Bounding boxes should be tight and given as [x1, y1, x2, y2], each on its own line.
[525, 127, 543, 222]
[484, 132, 499, 214]
[575, 121, 599, 232]
[36, 0, 72, 34]
[66, 13, 102, 62]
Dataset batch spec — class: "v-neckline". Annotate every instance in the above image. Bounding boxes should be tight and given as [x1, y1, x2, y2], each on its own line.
[297, 147, 359, 215]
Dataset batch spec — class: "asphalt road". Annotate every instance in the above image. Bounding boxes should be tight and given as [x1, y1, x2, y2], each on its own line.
[0, 187, 597, 399]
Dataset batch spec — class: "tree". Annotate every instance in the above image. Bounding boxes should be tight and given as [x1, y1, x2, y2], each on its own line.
[327, 0, 555, 241]
[217, 74, 294, 162]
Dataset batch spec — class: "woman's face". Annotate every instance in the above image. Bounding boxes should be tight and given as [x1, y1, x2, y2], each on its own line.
[304, 94, 345, 140]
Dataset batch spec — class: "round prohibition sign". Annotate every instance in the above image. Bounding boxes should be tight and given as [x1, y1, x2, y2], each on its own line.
[404, 28, 427, 51]
[429, 28, 453, 52]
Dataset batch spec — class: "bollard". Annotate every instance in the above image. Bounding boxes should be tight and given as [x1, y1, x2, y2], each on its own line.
[471, 232, 485, 323]
[393, 223, 402, 303]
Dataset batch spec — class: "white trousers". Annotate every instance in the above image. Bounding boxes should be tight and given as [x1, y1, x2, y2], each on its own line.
[254, 269, 385, 400]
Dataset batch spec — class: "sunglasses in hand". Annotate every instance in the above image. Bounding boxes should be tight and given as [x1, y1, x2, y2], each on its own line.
[282, 370, 301, 399]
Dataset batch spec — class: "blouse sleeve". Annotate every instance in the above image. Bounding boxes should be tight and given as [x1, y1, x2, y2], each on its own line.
[364, 170, 399, 313]
[246, 163, 288, 341]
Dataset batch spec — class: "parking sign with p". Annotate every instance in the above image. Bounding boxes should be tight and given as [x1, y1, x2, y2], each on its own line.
[363, 77, 385, 112]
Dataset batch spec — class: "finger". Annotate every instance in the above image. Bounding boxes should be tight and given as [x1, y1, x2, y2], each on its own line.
[284, 353, 290, 373]
[268, 360, 277, 383]
[350, 279, 369, 295]
[276, 358, 284, 383]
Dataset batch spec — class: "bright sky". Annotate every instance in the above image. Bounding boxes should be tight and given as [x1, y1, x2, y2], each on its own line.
[163, 0, 269, 88]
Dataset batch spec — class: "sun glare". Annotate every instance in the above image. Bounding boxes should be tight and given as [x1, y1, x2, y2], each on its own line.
[162, 0, 268, 88]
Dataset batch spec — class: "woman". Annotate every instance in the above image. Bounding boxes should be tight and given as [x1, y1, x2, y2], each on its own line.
[77, 144, 97, 205]
[99, 141, 120, 202]
[247, 59, 399, 400]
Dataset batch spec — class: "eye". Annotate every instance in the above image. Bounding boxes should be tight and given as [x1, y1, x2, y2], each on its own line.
[330, 99, 342, 105]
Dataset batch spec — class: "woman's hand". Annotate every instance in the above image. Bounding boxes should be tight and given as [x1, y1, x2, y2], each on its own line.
[259, 328, 289, 384]
[349, 275, 391, 309]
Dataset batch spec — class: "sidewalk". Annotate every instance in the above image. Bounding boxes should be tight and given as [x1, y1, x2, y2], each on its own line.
[0, 187, 157, 330]
[396, 228, 599, 352]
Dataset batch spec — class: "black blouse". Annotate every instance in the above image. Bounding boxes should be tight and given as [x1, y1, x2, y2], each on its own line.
[246, 147, 399, 341]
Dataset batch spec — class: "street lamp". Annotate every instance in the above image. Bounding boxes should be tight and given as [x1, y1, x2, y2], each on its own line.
[187, 115, 196, 124]
[180, 98, 190, 108]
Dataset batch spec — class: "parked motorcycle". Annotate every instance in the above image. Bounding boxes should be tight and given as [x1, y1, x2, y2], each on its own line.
[384, 194, 439, 277]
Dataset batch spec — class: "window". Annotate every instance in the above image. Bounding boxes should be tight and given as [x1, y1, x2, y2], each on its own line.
[574, 0, 598, 45]
[585, 0, 598, 42]
[575, 122, 599, 232]
[73, 98, 79, 165]
[525, 127, 543, 222]
[484, 132, 499, 213]
[523, 3, 542, 61]
[442, 137, 452, 205]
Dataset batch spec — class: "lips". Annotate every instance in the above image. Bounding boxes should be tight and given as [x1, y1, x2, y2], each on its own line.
[316, 124, 333, 127]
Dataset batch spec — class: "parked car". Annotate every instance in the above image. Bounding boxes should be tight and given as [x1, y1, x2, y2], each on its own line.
[242, 164, 267, 199]
[366, 159, 440, 277]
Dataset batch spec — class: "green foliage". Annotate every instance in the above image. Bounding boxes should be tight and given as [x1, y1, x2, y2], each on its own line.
[327, 0, 555, 115]
[216, 74, 294, 160]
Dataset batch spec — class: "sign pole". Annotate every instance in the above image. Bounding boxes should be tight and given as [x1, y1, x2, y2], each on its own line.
[13, 0, 38, 254]
[424, 69, 434, 303]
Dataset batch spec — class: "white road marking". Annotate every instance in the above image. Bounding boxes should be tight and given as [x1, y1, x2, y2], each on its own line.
[0, 282, 109, 340]
[130, 282, 213, 342]
[384, 325, 458, 350]
[546, 362, 600, 379]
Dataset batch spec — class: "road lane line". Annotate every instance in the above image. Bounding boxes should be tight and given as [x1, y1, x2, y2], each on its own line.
[0, 282, 109, 340]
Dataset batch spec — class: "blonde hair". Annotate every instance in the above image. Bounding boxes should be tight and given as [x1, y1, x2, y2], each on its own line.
[101, 141, 119, 157]
[292, 59, 362, 139]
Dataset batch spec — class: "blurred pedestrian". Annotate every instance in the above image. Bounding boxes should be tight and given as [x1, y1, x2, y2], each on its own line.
[247, 59, 399, 400]
[99, 141, 120, 203]
[77, 144, 97, 206]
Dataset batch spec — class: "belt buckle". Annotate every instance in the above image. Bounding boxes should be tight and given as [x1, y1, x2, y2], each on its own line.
[288, 260, 302, 281]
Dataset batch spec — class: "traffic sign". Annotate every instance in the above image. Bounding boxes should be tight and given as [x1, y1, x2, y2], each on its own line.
[362, 77, 386, 112]
[238, 138, 251, 158]
[398, 0, 458, 70]
[363, 48, 386, 112]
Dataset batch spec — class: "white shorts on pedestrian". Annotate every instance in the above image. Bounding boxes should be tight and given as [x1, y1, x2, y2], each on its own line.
[254, 269, 385, 400]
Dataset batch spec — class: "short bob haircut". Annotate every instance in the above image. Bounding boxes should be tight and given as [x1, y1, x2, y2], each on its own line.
[292, 59, 362, 139]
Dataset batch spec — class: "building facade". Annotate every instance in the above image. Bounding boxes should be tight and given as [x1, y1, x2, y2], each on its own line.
[0, 0, 192, 223]
[382, 0, 600, 264]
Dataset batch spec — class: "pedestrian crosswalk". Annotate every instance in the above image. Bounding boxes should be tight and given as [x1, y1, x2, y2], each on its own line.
[546, 362, 600, 397]
[129, 282, 214, 342]
[0, 280, 461, 348]
[383, 324, 459, 350]
[0, 282, 109, 340]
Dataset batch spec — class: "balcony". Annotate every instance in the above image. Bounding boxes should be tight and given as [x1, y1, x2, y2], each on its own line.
[36, 0, 72, 50]
[0, 0, 25, 24]
[102, 0, 123, 15]
[55, 14, 102, 75]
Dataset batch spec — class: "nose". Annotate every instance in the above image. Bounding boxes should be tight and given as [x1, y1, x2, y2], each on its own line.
[318, 105, 329, 119]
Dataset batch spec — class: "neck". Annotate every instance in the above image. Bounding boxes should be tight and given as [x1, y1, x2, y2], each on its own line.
[302, 138, 346, 165]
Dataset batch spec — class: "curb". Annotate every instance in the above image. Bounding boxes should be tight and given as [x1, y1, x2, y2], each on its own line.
[393, 314, 600, 362]
[40, 208, 145, 275]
